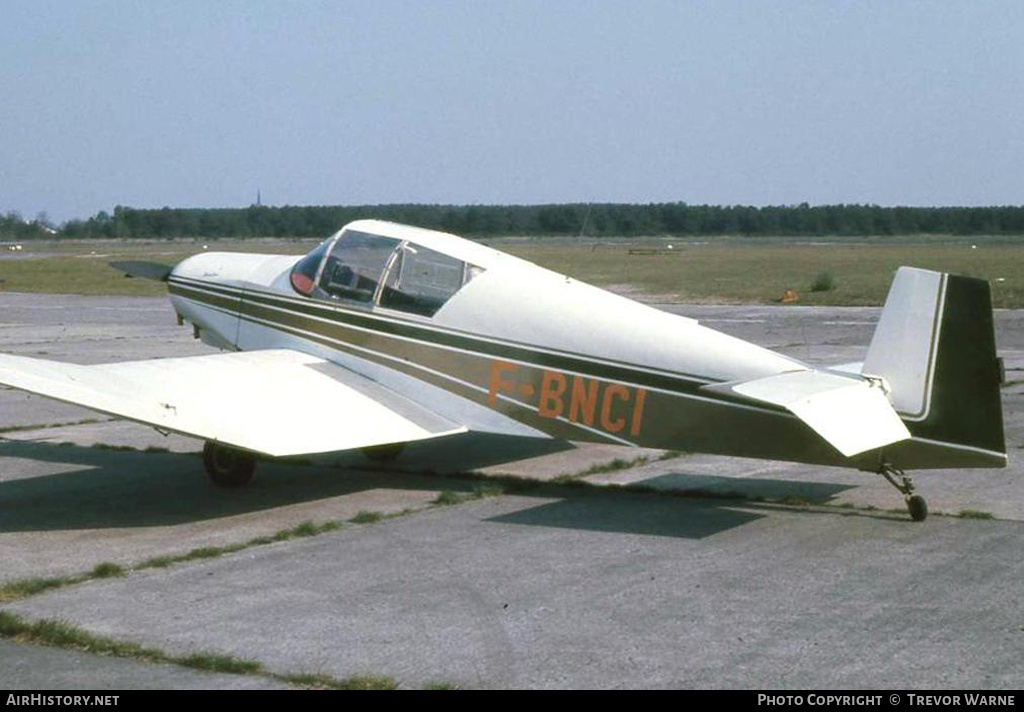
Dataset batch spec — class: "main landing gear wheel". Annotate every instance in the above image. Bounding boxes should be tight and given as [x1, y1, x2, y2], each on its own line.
[878, 464, 928, 522]
[906, 495, 928, 522]
[203, 441, 256, 487]
[361, 443, 405, 462]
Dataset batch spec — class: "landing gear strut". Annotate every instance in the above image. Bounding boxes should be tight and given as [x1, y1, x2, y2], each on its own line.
[878, 464, 927, 522]
[203, 441, 256, 487]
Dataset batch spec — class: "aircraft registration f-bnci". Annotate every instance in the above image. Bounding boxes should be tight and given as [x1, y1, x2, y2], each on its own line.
[0, 220, 1006, 521]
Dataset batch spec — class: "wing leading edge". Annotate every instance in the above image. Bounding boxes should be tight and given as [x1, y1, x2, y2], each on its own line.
[0, 349, 465, 457]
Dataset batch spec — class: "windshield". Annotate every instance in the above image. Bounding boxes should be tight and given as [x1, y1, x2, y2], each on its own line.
[289, 227, 485, 316]
[290, 238, 330, 296]
[319, 230, 401, 303]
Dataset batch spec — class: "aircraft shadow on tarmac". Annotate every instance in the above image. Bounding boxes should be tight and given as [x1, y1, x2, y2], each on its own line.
[636, 472, 855, 504]
[485, 472, 858, 540]
[487, 492, 766, 540]
[0, 434, 860, 539]
[0, 433, 572, 532]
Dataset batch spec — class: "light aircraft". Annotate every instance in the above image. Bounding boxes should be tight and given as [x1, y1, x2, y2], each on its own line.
[0, 220, 1006, 521]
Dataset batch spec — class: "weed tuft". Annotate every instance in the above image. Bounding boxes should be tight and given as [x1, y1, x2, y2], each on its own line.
[178, 652, 262, 675]
[958, 509, 995, 520]
[292, 521, 319, 537]
[280, 671, 347, 689]
[433, 490, 467, 506]
[810, 271, 836, 293]
[351, 510, 383, 524]
[0, 577, 73, 602]
[140, 556, 174, 569]
[472, 484, 505, 498]
[185, 547, 222, 560]
[338, 674, 399, 690]
[90, 562, 126, 579]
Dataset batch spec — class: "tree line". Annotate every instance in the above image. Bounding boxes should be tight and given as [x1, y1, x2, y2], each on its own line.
[0, 211, 57, 240]
[7, 203, 1024, 240]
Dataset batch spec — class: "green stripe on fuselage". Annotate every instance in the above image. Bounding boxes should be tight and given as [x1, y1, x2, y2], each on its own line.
[169, 276, 724, 397]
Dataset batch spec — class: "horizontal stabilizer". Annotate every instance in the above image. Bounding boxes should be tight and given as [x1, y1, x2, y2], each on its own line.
[709, 370, 910, 457]
[0, 349, 465, 457]
[109, 261, 173, 281]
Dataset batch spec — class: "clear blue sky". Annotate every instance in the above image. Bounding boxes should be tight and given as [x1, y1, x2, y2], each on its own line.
[2, 0, 1022, 223]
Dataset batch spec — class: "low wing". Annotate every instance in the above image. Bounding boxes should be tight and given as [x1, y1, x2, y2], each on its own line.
[706, 370, 910, 457]
[0, 349, 465, 457]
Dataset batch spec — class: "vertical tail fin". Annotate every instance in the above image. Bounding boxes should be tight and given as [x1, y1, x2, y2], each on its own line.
[863, 267, 1005, 462]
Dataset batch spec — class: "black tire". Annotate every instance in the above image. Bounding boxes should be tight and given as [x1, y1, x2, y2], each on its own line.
[361, 443, 405, 462]
[907, 495, 928, 522]
[203, 441, 256, 487]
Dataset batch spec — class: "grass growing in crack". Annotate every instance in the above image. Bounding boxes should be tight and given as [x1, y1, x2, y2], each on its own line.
[434, 490, 469, 505]
[179, 652, 262, 675]
[0, 609, 409, 689]
[554, 455, 651, 482]
[280, 671, 345, 688]
[657, 450, 687, 461]
[90, 562, 125, 579]
[433, 485, 505, 506]
[0, 612, 404, 688]
[185, 547, 224, 560]
[425, 681, 460, 690]
[0, 576, 78, 603]
[351, 510, 383, 524]
[140, 555, 175, 569]
[0, 611, 164, 662]
[291, 521, 320, 537]
[279, 671, 399, 690]
[0, 611, 261, 676]
[473, 484, 505, 498]
[958, 509, 995, 519]
[337, 675, 398, 690]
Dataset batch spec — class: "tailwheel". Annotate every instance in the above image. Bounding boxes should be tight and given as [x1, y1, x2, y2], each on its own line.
[361, 442, 405, 462]
[878, 464, 927, 522]
[203, 441, 256, 487]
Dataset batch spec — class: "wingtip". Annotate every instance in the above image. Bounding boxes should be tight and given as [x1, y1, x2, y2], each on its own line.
[108, 261, 172, 282]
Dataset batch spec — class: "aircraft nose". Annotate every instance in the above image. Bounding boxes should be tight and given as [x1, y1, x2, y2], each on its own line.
[170, 251, 266, 285]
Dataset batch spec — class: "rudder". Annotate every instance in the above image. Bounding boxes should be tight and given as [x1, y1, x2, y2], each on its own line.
[863, 267, 1005, 459]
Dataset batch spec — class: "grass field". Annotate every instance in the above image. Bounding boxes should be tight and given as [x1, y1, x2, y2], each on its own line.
[2, 237, 1023, 307]
[505, 241, 1024, 307]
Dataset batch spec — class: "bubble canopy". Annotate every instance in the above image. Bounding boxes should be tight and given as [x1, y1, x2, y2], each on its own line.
[290, 226, 484, 318]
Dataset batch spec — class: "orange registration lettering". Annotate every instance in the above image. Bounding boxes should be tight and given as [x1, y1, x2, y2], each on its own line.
[488, 361, 518, 407]
[539, 371, 567, 418]
[568, 376, 598, 425]
[600, 384, 630, 433]
[630, 388, 647, 437]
